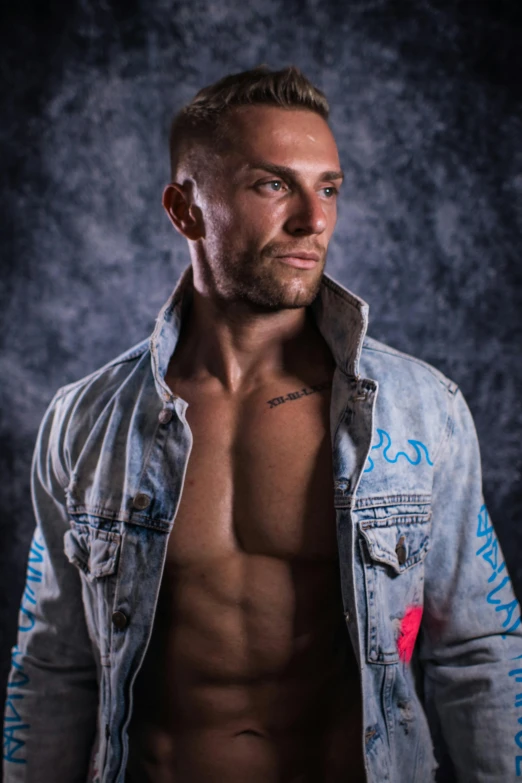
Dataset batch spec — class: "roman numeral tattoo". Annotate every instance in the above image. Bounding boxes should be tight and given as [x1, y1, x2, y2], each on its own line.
[267, 381, 331, 409]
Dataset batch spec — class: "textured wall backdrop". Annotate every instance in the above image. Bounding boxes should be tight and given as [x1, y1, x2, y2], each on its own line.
[1, 0, 521, 764]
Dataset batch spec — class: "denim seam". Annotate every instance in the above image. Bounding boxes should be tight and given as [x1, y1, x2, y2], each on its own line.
[67, 505, 173, 530]
[360, 515, 431, 528]
[354, 493, 432, 510]
[362, 342, 459, 395]
[432, 387, 457, 475]
[53, 342, 149, 402]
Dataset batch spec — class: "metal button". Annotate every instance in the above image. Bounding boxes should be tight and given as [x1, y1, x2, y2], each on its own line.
[158, 408, 173, 425]
[111, 610, 128, 630]
[335, 478, 351, 494]
[395, 535, 407, 566]
[133, 492, 151, 510]
[344, 611, 350, 622]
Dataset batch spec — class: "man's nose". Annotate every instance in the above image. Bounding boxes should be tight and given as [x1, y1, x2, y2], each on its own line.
[284, 191, 328, 236]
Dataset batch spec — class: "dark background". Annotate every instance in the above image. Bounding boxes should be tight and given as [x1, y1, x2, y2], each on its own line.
[1, 0, 521, 768]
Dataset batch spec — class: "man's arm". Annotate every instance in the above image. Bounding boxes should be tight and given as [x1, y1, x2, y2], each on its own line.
[419, 386, 522, 782]
[3, 391, 98, 782]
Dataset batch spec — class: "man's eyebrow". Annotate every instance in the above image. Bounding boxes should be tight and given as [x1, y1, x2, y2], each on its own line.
[244, 161, 344, 182]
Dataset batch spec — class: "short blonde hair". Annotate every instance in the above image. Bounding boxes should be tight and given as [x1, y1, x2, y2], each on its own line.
[169, 64, 329, 180]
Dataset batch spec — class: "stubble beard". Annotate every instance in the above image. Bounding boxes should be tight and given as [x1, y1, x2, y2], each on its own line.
[210, 242, 327, 311]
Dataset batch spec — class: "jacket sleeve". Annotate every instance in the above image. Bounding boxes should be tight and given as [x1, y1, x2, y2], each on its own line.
[419, 386, 522, 782]
[3, 391, 98, 782]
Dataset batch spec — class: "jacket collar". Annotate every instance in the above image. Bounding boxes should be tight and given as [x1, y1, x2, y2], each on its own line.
[150, 265, 370, 403]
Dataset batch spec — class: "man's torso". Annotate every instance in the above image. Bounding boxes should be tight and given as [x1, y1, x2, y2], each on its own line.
[126, 355, 366, 782]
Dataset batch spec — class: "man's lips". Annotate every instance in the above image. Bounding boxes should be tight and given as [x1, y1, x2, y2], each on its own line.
[275, 252, 320, 269]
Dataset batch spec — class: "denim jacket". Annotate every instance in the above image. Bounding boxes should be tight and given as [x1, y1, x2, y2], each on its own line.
[4, 266, 522, 783]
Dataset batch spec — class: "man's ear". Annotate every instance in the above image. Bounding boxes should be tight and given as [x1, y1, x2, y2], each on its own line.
[162, 182, 204, 240]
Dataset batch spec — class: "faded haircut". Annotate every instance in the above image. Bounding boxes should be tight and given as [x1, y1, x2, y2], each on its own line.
[168, 64, 330, 181]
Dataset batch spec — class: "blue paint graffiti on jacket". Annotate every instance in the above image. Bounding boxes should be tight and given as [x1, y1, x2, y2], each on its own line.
[476, 505, 521, 636]
[477, 505, 522, 776]
[18, 536, 44, 633]
[508, 656, 522, 777]
[364, 428, 434, 473]
[3, 533, 44, 765]
[3, 648, 30, 765]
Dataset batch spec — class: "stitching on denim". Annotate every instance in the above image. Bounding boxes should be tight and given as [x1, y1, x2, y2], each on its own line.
[354, 493, 432, 510]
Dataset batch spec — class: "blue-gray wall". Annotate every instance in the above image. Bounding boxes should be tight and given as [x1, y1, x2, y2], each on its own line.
[1, 0, 521, 767]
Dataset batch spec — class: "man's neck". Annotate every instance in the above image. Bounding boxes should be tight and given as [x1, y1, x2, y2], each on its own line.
[168, 287, 333, 394]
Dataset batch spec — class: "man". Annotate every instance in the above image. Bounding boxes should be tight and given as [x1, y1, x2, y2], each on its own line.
[3, 65, 522, 783]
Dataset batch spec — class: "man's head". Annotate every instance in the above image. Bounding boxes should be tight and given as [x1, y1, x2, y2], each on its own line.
[163, 65, 343, 310]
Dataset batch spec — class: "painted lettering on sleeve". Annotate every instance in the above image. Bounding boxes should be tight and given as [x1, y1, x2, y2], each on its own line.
[3, 531, 45, 765]
[18, 535, 44, 633]
[476, 506, 522, 775]
[3, 647, 30, 764]
[476, 505, 521, 636]
[509, 659, 522, 777]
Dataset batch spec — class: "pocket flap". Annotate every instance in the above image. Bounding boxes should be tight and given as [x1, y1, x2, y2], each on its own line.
[64, 526, 121, 581]
[359, 523, 430, 575]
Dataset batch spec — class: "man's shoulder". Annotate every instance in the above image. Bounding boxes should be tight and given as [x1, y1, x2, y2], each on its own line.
[360, 334, 459, 396]
[35, 339, 152, 474]
[53, 338, 151, 407]
[358, 336, 466, 476]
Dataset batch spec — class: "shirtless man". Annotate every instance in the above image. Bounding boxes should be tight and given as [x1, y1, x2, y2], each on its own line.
[4, 65, 522, 783]
[125, 68, 364, 781]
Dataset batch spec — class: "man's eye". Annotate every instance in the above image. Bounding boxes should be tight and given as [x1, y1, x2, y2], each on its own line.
[260, 180, 286, 192]
[322, 186, 339, 198]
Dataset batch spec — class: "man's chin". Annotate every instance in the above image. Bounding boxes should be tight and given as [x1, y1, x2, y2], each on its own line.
[241, 269, 324, 310]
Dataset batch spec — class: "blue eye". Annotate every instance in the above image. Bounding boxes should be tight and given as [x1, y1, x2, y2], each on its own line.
[258, 180, 287, 192]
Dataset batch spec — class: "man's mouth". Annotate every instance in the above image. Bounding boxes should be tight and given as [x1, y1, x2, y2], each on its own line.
[275, 252, 320, 269]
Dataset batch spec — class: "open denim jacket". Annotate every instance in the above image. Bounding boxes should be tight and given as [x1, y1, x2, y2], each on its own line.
[4, 267, 522, 782]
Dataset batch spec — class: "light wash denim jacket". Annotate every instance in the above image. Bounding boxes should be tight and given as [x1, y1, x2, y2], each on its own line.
[4, 267, 522, 783]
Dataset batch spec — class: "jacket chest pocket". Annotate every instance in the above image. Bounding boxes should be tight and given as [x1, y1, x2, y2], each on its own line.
[357, 496, 431, 664]
[64, 518, 122, 664]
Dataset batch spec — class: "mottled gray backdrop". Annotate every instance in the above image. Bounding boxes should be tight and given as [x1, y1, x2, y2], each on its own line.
[1, 0, 521, 761]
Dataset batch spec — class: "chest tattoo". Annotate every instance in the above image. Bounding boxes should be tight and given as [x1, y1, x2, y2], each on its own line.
[266, 381, 331, 409]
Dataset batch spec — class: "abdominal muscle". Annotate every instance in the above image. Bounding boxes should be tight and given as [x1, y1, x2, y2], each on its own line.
[125, 554, 366, 783]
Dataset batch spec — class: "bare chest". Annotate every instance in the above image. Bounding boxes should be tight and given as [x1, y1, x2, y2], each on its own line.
[127, 376, 365, 779]
[168, 378, 338, 564]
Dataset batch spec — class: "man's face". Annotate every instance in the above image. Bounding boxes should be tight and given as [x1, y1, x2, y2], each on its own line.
[192, 105, 343, 310]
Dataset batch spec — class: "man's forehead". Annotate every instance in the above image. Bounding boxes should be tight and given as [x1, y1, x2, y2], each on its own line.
[227, 104, 333, 140]
[222, 105, 340, 167]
